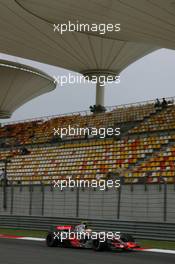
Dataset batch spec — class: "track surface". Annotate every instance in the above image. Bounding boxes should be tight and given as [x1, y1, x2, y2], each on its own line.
[0, 238, 175, 264]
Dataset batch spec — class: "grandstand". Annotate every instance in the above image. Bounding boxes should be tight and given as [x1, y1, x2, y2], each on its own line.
[0, 97, 175, 185]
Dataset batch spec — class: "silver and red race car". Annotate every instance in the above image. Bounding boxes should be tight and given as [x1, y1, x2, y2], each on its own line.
[46, 224, 140, 251]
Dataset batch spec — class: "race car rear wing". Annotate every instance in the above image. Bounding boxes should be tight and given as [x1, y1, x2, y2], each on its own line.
[56, 225, 72, 230]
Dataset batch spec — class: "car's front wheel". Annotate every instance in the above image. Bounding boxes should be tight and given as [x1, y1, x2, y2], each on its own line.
[46, 233, 59, 247]
[120, 233, 135, 242]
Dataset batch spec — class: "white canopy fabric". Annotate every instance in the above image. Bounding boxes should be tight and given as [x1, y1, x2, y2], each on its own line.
[0, 60, 56, 118]
[0, 0, 158, 75]
[15, 0, 175, 49]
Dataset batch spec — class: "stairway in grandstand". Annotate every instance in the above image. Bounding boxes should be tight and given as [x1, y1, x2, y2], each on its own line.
[121, 103, 175, 182]
[125, 135, 175, 181]
[120, 104, 175, 172]
[115, 102, 171, 138]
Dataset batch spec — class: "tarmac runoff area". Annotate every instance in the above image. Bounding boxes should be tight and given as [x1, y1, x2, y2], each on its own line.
[0, 235, 175, 264]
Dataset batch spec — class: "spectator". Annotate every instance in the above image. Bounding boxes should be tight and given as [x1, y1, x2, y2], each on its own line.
[0, 142, 6, 148]
[51, 135, 62, 143]
[154, 98, 161, 108]
[0, 168, 5, 182]
[0, 168, 8, 185]
[96, 174, 101, 180]
[21, 146, 30, 155]
[29, 131, 35, 139]
[89, 105, 106, 114]
[89, 105, 96, 113]
[162, 98, 167, 108]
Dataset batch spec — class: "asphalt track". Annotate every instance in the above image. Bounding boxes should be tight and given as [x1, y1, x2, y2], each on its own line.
[0, 238, 175, 264]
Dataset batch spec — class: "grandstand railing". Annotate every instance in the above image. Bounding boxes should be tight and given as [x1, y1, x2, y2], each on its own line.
[1, 96, 174, 126]
[2, 175, 175, 186]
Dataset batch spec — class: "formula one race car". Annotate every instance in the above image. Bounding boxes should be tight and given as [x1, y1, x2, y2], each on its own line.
[46, 224, 140, 251]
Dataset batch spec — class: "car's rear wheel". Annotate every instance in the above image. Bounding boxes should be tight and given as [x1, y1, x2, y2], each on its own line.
[93, 239, 107, 251]
[46, 233, 59, 247]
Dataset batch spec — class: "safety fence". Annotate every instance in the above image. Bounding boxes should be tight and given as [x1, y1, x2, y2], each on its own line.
[0, 183, 175, 223]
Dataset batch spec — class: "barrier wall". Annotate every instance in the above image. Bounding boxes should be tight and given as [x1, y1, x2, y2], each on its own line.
[0, 184, 175, 223]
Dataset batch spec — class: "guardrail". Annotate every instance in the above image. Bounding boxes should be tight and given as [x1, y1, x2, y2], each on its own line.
[1, 96, 174, 125]
[0, 216, 175, 241]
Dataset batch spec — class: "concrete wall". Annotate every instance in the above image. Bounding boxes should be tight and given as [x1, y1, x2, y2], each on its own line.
[0, 184, 175, 223]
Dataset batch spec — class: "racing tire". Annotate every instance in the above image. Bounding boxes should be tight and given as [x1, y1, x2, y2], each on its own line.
[93, 239, 107, 251]
[120, 233, 135, 242]
[46, 233, 59, 247]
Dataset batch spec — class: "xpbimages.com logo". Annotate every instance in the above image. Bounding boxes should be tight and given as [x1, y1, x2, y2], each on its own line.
[53, 179, 121, 191]
[53, 73, 120, 86]
[53, 230, 120, 243]
[53, 126, 120, 139]
[53, 21, 121, 35]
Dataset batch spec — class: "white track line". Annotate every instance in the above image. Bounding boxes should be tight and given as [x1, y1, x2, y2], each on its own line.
[19, 237, 175, 254]
[18, 237, 45, 241]
[143, 249, 175, 254]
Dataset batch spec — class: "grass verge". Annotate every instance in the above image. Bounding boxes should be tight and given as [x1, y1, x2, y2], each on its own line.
[138, 239, 175, 250]
[0, 228, 47, 238]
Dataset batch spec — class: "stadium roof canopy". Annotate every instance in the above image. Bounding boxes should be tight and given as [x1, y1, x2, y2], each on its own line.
[15, 0, 175, 49]
[0, 60, 56, 118]
[0, 0, 161, 76]
[0, 0, 174, 109]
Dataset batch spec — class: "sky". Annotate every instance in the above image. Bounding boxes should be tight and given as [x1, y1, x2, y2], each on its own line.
[0, 48, 175, 123]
